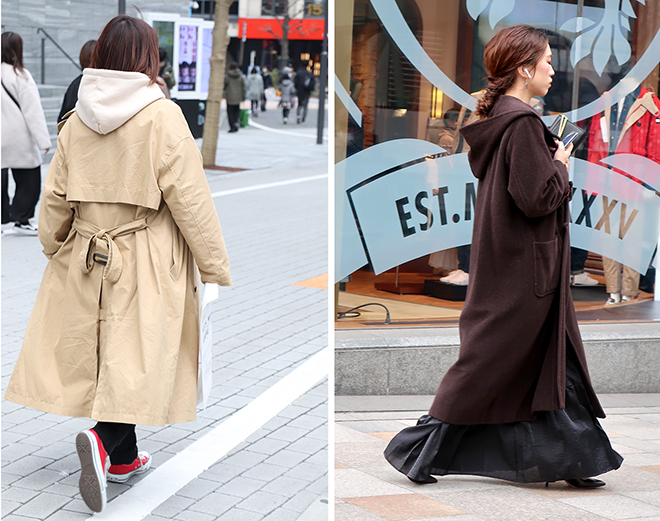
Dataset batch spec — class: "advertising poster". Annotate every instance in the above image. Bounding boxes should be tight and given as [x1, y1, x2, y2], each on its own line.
[178, 24, 198, 91]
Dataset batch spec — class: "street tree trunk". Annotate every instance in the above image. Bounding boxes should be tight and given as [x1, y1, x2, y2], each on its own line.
[202, 0, 232, 167]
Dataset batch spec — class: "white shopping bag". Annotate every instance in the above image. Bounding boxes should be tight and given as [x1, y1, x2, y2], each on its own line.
[197, 282, 219, 409]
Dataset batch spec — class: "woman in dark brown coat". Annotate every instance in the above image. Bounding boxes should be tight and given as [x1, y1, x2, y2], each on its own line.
[384, 25, 622, 487]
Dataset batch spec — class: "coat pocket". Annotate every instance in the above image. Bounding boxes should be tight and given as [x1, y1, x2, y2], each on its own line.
[533, 237, 561, 297]
[169, 223, 184, 280]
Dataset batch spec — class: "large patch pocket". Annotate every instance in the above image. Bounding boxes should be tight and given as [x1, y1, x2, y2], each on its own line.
[533, 237, 561, 297]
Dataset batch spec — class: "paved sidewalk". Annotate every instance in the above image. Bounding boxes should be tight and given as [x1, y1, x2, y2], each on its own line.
[336, 395, 660, 521]
[2, 111, 329, 520]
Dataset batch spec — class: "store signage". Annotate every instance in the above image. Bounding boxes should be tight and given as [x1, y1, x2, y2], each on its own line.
[570, 155, 660, 274]
[237, 18, 325, 41]
[336, 140, 660, 282]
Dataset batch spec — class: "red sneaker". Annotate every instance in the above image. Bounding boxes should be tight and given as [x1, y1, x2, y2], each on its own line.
[76, 429, 109, 512]
[107, 451, 152, 483]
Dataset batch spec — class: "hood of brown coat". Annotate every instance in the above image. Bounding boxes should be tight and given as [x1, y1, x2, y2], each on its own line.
[459, 96, 557, 180]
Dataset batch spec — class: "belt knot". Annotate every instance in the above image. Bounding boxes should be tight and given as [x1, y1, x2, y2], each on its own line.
[73, 217, 148, 283]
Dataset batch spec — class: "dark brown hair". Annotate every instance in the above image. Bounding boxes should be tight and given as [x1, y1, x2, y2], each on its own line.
[79, 40, 97, 70]
[90, 15, 159, 83]
[1, 32, 24, 72]
[475, 24, 548, 118]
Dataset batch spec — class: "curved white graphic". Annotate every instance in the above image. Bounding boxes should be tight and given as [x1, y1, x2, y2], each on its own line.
[337, 143, 660, 283]
[561, 0, 644, 76]
[369, 0, 660, 124]
[334, 74, 362, 127]
[370, 0, 478, 111]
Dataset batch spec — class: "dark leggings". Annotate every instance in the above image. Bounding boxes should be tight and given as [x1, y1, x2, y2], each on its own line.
[1, 166, 42, 224]
[93, 422, 138, 465]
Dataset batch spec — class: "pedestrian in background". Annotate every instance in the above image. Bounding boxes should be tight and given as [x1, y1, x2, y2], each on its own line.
[224, 62, 245, 132]
[279, 73, 295, 124]
[1, 31, 51, 235]
[246, 66, 264, 117]
[293, 61, 315, 124]
[158, 47, 175, 96]
[4, 15, 231, 513]
[58, 40, 96, 123]
[384, 24, 622, 488]
[261, 67, 273, 112]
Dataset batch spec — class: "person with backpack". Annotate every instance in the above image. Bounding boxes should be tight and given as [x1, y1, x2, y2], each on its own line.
[293, 62, 315, 124]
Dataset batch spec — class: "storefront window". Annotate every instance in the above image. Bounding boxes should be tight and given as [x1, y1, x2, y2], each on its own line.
[262, 0, 287, 16]
[335, 0, 660, 327]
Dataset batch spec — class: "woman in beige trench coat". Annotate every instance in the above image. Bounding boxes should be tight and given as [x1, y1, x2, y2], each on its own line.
[4, 16, 231, 513]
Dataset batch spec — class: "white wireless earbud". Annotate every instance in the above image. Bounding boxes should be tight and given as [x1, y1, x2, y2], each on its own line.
[523, 68, 532, 78]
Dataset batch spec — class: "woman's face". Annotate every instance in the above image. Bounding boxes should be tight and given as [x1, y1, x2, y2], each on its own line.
[528, 44, 554, 97]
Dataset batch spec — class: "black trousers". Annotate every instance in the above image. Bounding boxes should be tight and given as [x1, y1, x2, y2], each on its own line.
[227, 104, 240, 131]
[93, 422, 138, 465]
[1, 166, 42, 224]
[457, 245, 471, 273]
[296, 94, 310, 122]
[571, 247, 589, 273]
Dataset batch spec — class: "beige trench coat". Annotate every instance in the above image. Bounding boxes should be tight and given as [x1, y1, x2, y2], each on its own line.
[5, 99, 231, 426]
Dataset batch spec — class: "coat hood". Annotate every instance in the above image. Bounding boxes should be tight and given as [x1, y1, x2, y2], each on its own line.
[227, 69, 242, 79]
[76, 69, 164, 135]
[459, 95, 556, 180]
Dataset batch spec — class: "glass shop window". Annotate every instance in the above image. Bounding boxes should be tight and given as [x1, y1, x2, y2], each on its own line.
[335, 0, 660, 327]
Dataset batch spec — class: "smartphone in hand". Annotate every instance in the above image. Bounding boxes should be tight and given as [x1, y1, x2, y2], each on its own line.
[562, 131, 579, 148]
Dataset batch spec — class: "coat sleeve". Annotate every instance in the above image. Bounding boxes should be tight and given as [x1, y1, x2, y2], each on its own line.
[38, 147, 74, 258]
[506, 116, 570, 218]
[158, 135, 232, 286]
[18, 69, 51, 150]
[644, 95, 660, 164]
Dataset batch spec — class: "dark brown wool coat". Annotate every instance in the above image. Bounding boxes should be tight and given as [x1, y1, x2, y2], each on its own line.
[429, 95, 605, 425]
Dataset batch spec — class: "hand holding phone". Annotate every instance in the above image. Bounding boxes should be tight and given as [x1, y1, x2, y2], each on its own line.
[554, 139, 572, 169]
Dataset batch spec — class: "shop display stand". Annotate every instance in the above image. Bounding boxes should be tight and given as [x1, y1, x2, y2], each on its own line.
[375, 266, 426, 295]
[423, 279, 468, 301]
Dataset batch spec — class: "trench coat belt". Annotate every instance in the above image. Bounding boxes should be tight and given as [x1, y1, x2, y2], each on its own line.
[73, 216, 149, 283]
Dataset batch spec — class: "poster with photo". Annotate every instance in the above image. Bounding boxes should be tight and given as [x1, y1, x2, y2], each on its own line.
[178, 24, 198, 91]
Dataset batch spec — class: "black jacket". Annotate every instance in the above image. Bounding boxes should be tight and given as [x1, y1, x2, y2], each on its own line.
[58, 74, 83, 124]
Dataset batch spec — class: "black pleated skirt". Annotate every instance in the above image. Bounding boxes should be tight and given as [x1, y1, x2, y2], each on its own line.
[384, 351, 623, 483]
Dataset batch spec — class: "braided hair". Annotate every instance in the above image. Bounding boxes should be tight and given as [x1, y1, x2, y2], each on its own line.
[475, 25, 548, 119]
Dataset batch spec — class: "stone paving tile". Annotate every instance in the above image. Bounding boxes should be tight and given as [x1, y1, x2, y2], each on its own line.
[236, 490, 289, 515]
[336, 398, 660, 521]
[44, 510, 91, 520]
[12, 492, 71, 519]
[151, 494, 197, 518]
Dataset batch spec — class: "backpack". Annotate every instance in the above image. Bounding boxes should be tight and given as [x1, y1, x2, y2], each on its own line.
[303, 73, 315, 92]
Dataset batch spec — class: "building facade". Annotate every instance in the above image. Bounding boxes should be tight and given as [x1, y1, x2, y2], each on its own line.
[1, 1, 189, 86]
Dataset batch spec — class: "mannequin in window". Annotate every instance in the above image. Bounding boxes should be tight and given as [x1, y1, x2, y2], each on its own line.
[587, 85, 660, 304]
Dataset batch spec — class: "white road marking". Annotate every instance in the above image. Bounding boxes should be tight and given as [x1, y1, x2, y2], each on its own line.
[210, 174, 327, 198]
[94, 348, 329, 520]
[249, 119, 320, 138]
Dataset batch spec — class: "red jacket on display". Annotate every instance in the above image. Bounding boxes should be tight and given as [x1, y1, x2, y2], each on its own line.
[588, 86, 660, 167]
